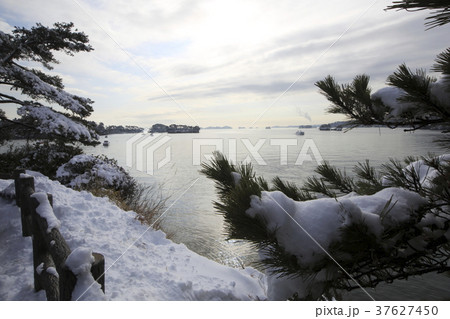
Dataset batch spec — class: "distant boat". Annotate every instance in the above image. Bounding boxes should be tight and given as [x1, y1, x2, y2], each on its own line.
[266, 126, 271, 129]
[103, 140, 110, 146]
[296, 130, 305, 136]
[319, 124, 331, 131]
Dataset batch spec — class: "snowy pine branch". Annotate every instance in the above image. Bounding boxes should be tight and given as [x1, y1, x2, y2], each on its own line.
[387, 64, 450, 120]
[315, 74, 388, 126]
[17, 104, 98, 145]
[202, 152, 450, 300]
[353, 160, 384, 195]
[316, 48, 450, 131]
[0, 22, 98, 148]
[0, 64, 93, 116]
[272, 176, 315, 201]
[1, 22, 93, 68]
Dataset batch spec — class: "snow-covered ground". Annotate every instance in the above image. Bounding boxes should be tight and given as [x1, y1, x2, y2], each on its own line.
[0, 172, 267, 301]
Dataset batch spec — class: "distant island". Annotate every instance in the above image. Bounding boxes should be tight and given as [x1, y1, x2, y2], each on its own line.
[151, 123, 200, 133]
[89, 122, 145, 135]
[203, 126, 233, 130]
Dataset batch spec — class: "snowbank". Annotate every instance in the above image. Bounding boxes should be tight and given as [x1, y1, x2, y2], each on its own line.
[56, 154, 133, 191]
[0, 173, 267, 301]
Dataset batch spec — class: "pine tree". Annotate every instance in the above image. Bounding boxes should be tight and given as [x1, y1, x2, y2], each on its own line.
[0, 22, 99, 176]
[201, 3, 450, 300]
[202, 153, 450, 300]
[0, 22, 98, 145]
[315, 49, 450, 132]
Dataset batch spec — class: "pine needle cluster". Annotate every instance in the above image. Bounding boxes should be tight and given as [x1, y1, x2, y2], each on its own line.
[386, 1, 450, 29]
[201, 152, 450, 299]
[315, 48, 450, 132]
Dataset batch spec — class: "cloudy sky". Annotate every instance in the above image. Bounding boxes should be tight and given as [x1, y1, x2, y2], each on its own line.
[1, 0, 448, 128]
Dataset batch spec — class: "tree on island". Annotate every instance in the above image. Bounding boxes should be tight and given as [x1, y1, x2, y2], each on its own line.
[90, 121, 144, 135]
[201, 3, 450, 300]
[0, 22, 99, 177]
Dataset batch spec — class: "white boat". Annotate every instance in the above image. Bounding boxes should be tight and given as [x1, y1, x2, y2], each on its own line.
[296, 130, 305, 136]
[103, 140, 110, 146]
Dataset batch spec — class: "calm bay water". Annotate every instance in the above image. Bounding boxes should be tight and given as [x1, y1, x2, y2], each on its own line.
[84, 127, 450, 300]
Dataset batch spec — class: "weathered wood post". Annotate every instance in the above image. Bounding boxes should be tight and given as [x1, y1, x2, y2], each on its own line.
[30, 192, 76, 301]
[30, 193, 59, 300]
[13, 169, 25, 205]
[91, 253, 105, 293]
[13, 174, 106, 300]
[16, 173, 34, 237]
[59, 265, 78, 301]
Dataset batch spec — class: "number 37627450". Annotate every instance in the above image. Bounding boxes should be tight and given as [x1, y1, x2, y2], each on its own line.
[375, 306, 438, 316]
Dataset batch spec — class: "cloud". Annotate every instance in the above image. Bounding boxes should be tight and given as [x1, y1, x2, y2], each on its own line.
[1, 0, 449, 127]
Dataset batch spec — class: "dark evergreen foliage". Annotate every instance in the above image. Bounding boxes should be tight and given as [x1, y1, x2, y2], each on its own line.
[0, 142, 82, 179]
[315, 47, 450, 131]
[0, 22, 98, 147]
[202, 152, 450, 299]
[0, 22, 99, 176]
[386, 1, 450, 29]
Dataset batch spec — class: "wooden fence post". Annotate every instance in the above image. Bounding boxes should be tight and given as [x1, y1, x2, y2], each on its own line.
[16, 174, 34, 237]
[31, 193, 59, 300]
[91, 253, 105, 293]
[13, 169, 25, 205]
[30, 192, 76, 301]
[13, 175, 106, 300]
[59, 266, 78, 301]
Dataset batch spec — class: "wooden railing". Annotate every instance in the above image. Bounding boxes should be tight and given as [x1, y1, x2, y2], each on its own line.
[11, 170, 105, 301]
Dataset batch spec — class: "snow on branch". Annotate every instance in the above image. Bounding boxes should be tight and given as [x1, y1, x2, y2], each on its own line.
[17, 104, 97, 143]
[202, 152, 450, 300]
[0, 64, 93, 116]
